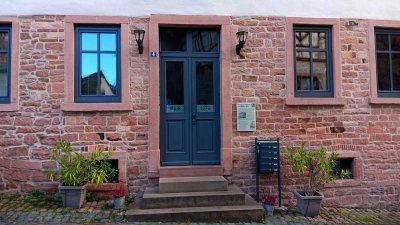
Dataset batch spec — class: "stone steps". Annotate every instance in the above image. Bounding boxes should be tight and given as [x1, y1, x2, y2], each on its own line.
[126, 195, 264, 222]
[125, 176, 264, 222]
[159, 176, 228, 193]
[141, 185, 245, 209]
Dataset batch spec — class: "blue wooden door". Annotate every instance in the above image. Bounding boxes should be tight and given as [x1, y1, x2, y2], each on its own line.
[160, 29, 220, 166]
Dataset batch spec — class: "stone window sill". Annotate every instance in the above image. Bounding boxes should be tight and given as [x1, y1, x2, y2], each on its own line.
[285, 97, 346, 106]
[61, 102, 132, 112]
[325, 179, 361, 188]
[369, 97, 400, 104]
[0, 103, 18, 112]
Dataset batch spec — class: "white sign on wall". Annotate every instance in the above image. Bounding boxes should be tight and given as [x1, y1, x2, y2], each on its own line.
[237, 103, 256, 131]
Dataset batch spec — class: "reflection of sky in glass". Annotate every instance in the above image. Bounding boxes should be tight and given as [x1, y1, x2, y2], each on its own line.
[82, 33, 97, 51]
[81, 32, 117, 90]
[100, 53, 116, 85]
[82, 53, 97, 78]
[100, 34, 116, 51]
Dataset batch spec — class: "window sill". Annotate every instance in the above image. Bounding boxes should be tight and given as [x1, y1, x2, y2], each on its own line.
[285, 97, 346, 106]
[325, 179, 361, 188]
[0, 103, 18, 112]
[61, 102, 132, 112]
[369, 97, 400, 104]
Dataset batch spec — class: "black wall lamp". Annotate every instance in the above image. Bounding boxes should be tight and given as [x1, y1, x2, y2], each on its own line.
[133, 29, 145, 54]
[236, 30, 248, 55]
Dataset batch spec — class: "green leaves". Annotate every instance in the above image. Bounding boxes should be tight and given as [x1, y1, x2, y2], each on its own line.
[287, 143, 338, 196]
[46, 140, 116, 187]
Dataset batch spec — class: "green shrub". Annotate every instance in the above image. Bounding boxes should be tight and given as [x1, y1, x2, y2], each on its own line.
[287, 143, 337, 196]
[46, 140, 117, 187]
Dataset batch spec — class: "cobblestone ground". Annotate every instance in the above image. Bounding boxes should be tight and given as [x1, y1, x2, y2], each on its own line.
[0, 193, 400, 224]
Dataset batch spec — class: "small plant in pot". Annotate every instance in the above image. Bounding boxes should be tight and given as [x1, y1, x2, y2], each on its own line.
[46, 140, 116, 209]
[112, 186, 126, 210]
[287, 143, 337, 217]
[262, 195, 277, 216]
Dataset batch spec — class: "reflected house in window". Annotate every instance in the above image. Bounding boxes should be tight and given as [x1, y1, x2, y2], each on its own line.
[81, 70, 117, 96]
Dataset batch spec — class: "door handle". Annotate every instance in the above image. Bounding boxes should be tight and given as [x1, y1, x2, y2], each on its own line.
[192, 112, 197, 124]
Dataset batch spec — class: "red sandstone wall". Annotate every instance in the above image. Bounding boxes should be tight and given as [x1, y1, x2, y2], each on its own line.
[0, 15, 399, 209]
[231, 16, 400, 208]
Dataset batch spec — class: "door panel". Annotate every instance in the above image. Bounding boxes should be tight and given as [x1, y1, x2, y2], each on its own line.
[160, 58, 190, 165]
[160, 29, 220, 166]
[192, 58, 220, 165]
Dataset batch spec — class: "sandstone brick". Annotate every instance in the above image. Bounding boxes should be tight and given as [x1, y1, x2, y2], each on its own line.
[14, 117, 33, 126]
[106, 133, 122, 141]
[7, 147, 29, 157]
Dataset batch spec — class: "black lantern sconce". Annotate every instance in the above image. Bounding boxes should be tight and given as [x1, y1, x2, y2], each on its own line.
[133, 29, 145, 54]
[236, 30, 248, 55]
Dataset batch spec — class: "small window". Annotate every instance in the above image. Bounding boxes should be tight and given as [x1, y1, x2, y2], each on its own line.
[333, 158, 354, 179]
[75, 26, 121, 103]
[294, 26, 333, 97]
[375, 29, 400, 97]
[0, 25, 11, 104]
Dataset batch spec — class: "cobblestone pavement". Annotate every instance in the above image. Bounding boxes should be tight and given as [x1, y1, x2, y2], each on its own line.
[0, 192, 400, 224]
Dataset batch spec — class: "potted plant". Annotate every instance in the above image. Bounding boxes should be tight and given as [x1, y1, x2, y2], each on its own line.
[287, 143, 338, 217]
[261, 195, 277, 216]
[112, 186, 126, 209]
[46, 140, 116, 209]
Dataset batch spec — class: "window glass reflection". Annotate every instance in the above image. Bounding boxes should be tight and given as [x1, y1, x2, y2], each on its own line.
[0, 53, 8, 96]
[100, 33, 116, 51]
[0, 32, 8, 51]
[81, 53, 98, 95]
[100, 53, 117, 95]
[192, 31, 219, 52]
[82, 33, 97, 51]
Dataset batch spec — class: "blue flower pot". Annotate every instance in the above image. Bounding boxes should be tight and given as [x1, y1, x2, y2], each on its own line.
[262, 203, 274, 216]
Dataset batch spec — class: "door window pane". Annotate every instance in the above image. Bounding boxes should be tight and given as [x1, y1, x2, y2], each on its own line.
[192, 31, 219, 52]
[0, 53, 8, 96]
[100, 53, 117, 95]
[81, 53, 98, 95]
[160, 29, 186, 52]
[312, 52, 327, 90]
[166, 62, 184, 112]
[82, 33, 97, 51]
[196, 62, 214, 112]
[311, 32, 326, 49]
[100, 33, 116, 51]
[295, 31, 310, 49]
[377, 53, 390, 91]
[0, 32, 8, 51]
[296, 51, 311, 90]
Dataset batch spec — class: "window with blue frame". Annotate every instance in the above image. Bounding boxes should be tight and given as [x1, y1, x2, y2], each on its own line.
[294, 26, 333, 97]
[0, 25, 11, 104]
[75, 26, 121, 103]
[375, 29, 400, 97]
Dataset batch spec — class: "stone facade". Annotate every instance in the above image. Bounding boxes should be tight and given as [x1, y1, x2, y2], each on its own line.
[0, 15, 399, 209]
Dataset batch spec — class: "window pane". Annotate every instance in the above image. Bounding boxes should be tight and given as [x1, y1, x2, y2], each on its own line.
[81, 53, 98, 95]
[311, 32, 326, 49]
[296, 51, 311, 90]
[82, 33, 97, 51]
[166, 62, 184, 112]
[0, 53, 8, 96]
[160, 29, 186, 52]
[100, 33, 116, 51]
[196, 62, 214, 112]
[312, 52, 327, 90]
[393, 54, 400, 90]
[376, 34, 388, 50]
[391, 35, 400, 51]
[0, 32, 8, 51]
[192, 31, 219, 52]
[100, 53, 117, 95]
[377, 53, 390, 91]
[295, 31, 310, 49]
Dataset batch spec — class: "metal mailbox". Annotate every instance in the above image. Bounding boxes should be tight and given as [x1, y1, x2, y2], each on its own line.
[255, 138, 282, 207]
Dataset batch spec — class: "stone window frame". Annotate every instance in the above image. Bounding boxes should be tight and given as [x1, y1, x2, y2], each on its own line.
[0, 17, 19, 112]
[369, 20, 400, 104]
[61, 16, 131, 111]
[286, 17, 345, 106]
[325, 151, 362, 188]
